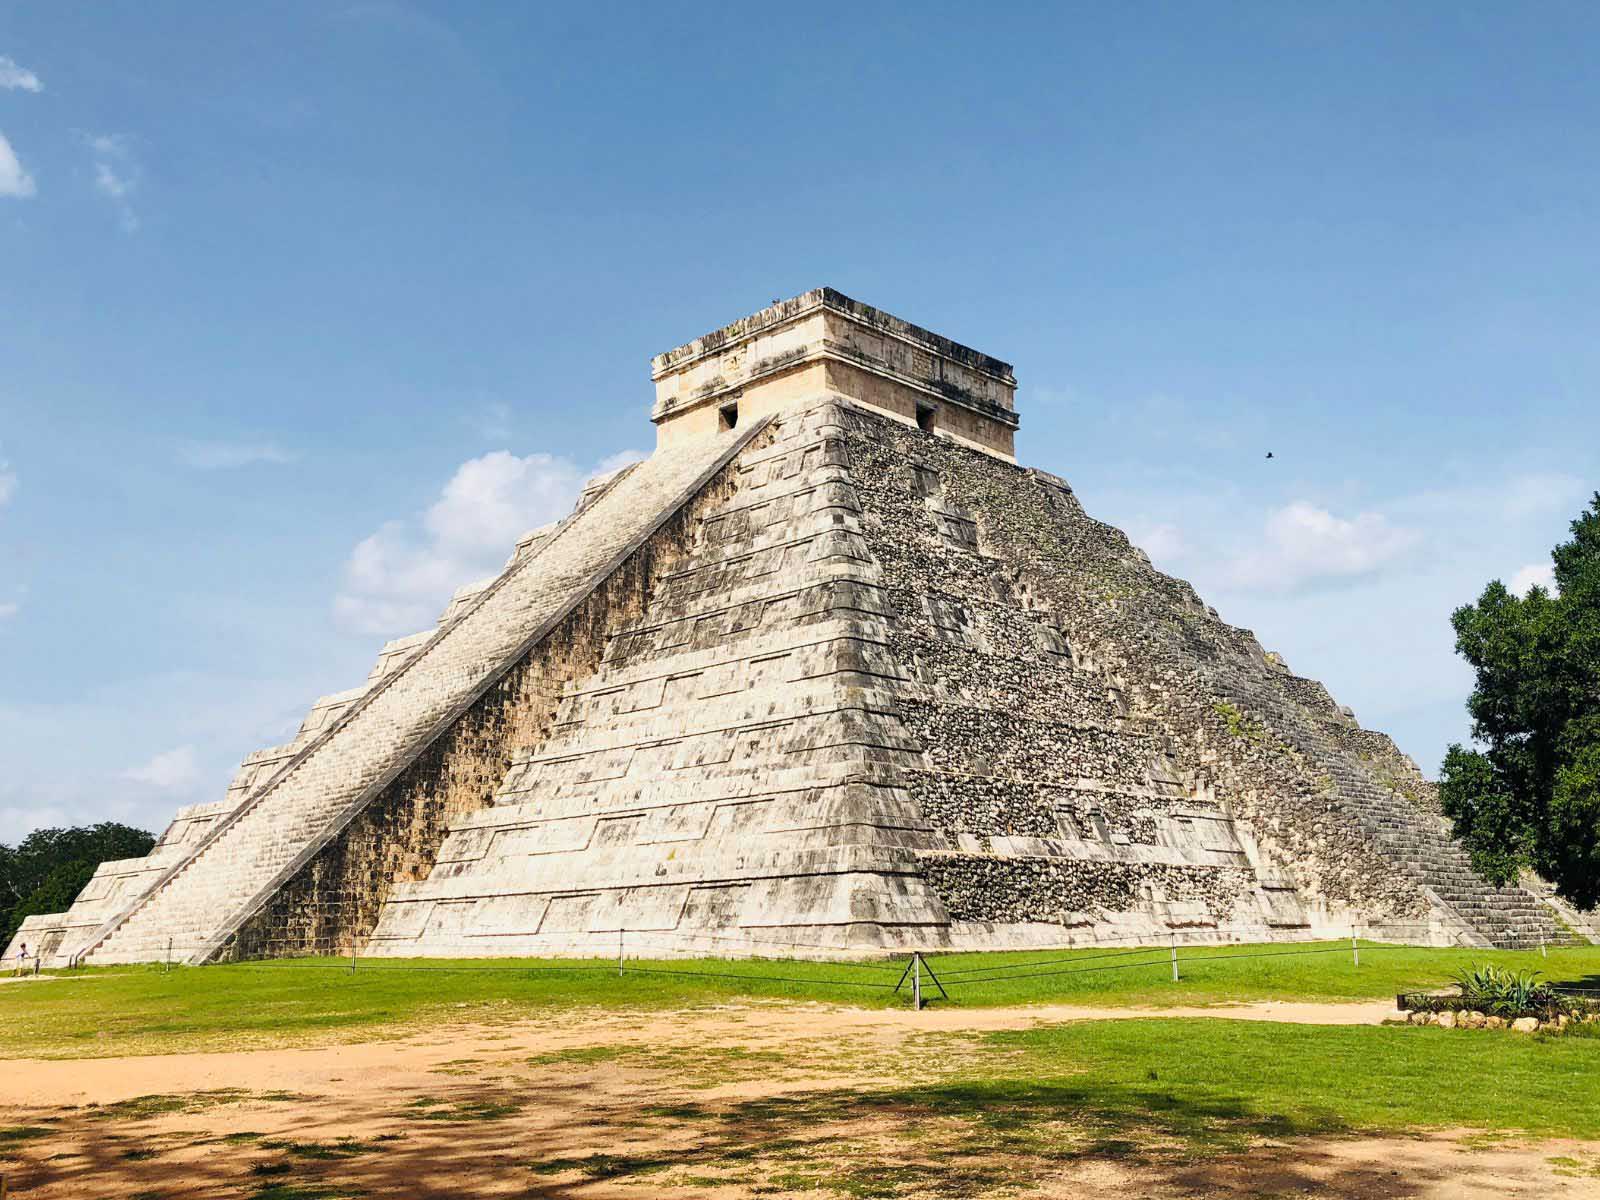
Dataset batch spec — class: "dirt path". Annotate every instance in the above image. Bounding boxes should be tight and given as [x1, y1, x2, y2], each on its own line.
[0, 1000, 1593, 1199]
[0, 998, 1396, 1107]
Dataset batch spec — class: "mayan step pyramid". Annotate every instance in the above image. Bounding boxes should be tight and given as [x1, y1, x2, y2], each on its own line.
[10, 288, 1581, 967]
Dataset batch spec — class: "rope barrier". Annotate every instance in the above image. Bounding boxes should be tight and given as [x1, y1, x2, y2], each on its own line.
[607, 964, 898, 989]
[929, 943, 1170, 980]
[23, 930, 1589, 1009]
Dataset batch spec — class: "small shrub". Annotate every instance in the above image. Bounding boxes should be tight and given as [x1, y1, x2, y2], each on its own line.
[1450, 963, 1568, 1019]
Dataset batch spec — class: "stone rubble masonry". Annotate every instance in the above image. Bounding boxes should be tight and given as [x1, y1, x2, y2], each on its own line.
[8, 291, 1581, 967]
[27, 420, 773, 967]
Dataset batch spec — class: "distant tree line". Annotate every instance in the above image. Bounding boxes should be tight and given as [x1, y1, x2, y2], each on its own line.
[0, 823, 155, 949]
[1442, 493, 1600, 908]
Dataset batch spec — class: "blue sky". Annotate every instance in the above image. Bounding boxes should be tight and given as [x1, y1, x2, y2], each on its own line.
[1, 3, 1596, 842]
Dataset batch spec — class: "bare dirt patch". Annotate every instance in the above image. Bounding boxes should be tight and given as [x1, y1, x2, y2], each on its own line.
[0, 1002, 1592, 1198]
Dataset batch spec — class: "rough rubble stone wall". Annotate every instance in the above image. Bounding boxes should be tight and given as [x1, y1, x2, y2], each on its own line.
[42, 392, 1571, 965]
[75, 427, 767, 966]
[834, 403, 1564, 946]
[365, 403, 953, 958]
[846, 407, 1423, 924]
[921, 857, 1255, 926]
[831, 403, 1302, 937]
[227, 522, 696, 958]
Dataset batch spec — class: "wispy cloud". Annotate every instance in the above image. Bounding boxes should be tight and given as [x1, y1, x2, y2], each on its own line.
[121, 745, 201, 792]
[1126, 520, 1187, 568]
[334, 449, 645, 636]
[1509, 562, 1557, 596]
[593, 449, 648, 477]
[0, 131, 35, 199]
[1223, 501, 1419, 592]
[0, 602, 18, 621]
[0, 56, 41, 93]
[0, 454, 15, 507]
[177, 440, 297, 470]
[84, 133, 141, 232]
[471, 400, 513, 442]
[1398, 471, 1588, 522]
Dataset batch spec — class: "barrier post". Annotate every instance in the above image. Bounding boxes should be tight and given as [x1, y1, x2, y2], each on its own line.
[166, 937, 173, 974]
[913, 953, 923, 1012]
[618, 929, 625, 977]
[1169, 933, 1179, 983]
[1351, 928, 1360, 967]
[351, 943, 357, 973]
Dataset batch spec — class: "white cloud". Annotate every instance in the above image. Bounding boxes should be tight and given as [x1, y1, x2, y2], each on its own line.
[1225, 501, 1418, 592]
[84, 133, 140, 232]
[121, 745, 201, 792]
[0, 457, 15, 507]
[0, 56, 41, 93]
[1128, 521, 1186, 567]
[0, 131, 36, 199]
[177, 440, 296, 470]
[0, 603, 18, 621]
[1400, 471, 1587, 521]
[593, 448, 649, 477]
[334, 449, 643, 636]
[0, 805, 70, 844]
[1509, 562, 1557, 596]
[0, 664, 356, 843]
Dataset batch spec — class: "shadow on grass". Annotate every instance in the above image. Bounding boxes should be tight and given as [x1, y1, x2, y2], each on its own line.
[0, 1076, 1443, 1199]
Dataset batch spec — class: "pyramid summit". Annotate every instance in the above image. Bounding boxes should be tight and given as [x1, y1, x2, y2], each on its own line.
[9, 289, 1579, 967]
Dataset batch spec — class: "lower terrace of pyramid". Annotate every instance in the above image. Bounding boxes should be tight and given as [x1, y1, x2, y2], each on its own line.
[338, 399, 1487, 957]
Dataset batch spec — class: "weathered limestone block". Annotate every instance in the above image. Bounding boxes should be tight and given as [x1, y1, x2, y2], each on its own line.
[47, 289, 1576, 966]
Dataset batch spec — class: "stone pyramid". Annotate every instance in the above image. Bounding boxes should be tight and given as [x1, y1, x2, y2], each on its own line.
[9, 289, 1577, 967]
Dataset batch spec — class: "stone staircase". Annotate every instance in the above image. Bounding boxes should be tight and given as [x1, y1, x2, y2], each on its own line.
[73, 422, 767, 965]
[1230, 675, 1572, 949]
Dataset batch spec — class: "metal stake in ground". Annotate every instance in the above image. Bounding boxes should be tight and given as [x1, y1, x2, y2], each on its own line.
[1170, 933, 1179, 983]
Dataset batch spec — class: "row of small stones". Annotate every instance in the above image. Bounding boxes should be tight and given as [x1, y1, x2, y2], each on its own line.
[1392, 1009, 1597, 1032]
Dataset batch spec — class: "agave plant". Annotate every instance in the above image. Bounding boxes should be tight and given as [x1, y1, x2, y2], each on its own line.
[1451, 963, 1564, 1017]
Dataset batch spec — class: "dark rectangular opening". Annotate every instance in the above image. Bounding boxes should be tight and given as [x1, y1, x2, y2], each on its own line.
[719, 402, 739, 432]
[916, 402, 937, 433]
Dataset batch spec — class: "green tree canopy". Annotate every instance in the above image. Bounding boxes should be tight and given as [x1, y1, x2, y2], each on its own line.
[1440, 492, 1600, 908]
[0, 822, 156, 949]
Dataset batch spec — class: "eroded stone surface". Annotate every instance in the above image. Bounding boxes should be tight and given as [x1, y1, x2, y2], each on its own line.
[8, 292, 1577, 967]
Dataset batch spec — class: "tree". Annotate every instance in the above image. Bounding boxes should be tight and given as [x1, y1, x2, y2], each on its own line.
[1440, 492, 1600, 908]
[0, 823, 156, 949]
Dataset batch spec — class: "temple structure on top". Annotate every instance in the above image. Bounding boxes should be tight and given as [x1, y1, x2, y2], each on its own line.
[7, 288, 1582, 968]
[650, 288, 1020, 460]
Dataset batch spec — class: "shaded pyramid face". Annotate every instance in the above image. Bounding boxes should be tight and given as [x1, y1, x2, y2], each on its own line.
[352, 397, 1566, 958]
[11, 306, 1574, 968]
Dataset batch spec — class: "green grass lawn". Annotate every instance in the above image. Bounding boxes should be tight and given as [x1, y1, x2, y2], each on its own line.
[591, 1018, 1600, 1175]
[587, 1018, 1600, 1189]
[2, 940, 1598, 1059]
[968, 1018, 1600, 1141]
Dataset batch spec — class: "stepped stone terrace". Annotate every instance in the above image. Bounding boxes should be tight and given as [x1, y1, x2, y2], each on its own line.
[7, 290, 1583, 967]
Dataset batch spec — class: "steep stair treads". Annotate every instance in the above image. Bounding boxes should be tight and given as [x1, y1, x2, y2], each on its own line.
[74, 421, 768, 965]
